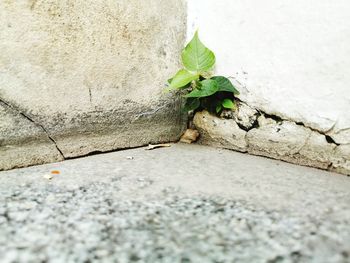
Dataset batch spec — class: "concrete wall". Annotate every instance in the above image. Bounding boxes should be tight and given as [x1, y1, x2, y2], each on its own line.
[188, 0, 350, 174]
[0, 0, 187, 170]
[2, 0, 349, 173]
[188, 0, 350, 141]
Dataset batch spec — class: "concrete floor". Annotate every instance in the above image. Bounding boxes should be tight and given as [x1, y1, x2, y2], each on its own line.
[1, 144, 350, 262]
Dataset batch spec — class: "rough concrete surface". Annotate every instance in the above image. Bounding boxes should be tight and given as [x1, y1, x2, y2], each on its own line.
[0, 101, 64, 170]
[0, 0, 187, 170]
[194, 105, 350, 176]
[1, 144, 350, 263]
[193, 113, 247, 152]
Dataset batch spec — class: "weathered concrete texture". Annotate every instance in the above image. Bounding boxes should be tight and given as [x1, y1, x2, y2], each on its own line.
[193, 112, 247, 152]
[247, 117, 336, 170]
[1, 144, 350, 262]
[331, 145, 350, 175]
[0, 0, 187, 170]
[194, 103, 350, 176]
[0, 102, 64, 170]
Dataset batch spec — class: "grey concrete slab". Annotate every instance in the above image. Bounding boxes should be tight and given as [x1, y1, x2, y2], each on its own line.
[1, 144, 350, 262]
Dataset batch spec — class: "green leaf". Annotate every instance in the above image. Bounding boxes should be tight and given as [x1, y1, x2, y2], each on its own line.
[222, 98, 236, 110]
[183, 98, 200, 112]
[216, 104, 222, 114]
[168, 69, 199, 89]
[185, 79, 219, 98]
[181, 31, 216, 72]
[212, 76, 240, 95]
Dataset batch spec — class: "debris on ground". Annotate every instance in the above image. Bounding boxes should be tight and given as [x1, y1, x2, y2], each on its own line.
[43, 174, 54, 180]
[146, 144, 171, 150]
[180, 129, 200, 144]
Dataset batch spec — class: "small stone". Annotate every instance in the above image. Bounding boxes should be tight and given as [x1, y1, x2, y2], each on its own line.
[180, 129, 200, 144]
[43, 174, 54, 180]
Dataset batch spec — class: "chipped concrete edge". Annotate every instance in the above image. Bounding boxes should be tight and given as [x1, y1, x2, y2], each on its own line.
[193, 100, 350, 176]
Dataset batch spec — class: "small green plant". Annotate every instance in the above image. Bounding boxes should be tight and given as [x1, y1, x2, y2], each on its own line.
[166, 31, 239, 114]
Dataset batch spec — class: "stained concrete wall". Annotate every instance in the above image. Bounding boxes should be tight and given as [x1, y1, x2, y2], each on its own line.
[0, 0, 187, 170]
[188, 0, 350, 174]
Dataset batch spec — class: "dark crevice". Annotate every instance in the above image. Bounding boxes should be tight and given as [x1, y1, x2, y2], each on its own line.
[0, 98, 65, 159]
[293, 119, 334, 137]
[251, 114, 261, 129]
[261, 112, 283, 124]
[327, 162, 334, 171]
[325, 135, 340, 146]
[214, 98, 262, 132]
[247, 103, 340, 147]
[236, 122, 250, 132]
[236, 116, 260, 132]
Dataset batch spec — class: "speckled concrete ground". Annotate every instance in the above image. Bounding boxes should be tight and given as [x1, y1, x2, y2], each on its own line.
[1, 144, 350, 263]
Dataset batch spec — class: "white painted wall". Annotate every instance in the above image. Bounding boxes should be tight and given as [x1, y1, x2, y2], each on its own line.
[187, 0, 350, 143]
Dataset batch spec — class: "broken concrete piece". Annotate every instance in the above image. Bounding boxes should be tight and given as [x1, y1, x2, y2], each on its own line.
[193, 108, 350, 176]
[194, 111, 248, 152]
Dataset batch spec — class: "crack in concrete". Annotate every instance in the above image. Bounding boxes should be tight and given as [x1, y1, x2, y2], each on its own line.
[325, 135, 340, 146]
[88, 87, 92, 103]
[238, 99, 341, 147]
[242, 103, 342, 171]
[235, 98, 341, 147]
[194, 99, 348, 174]
[0, 98, 65, 159]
